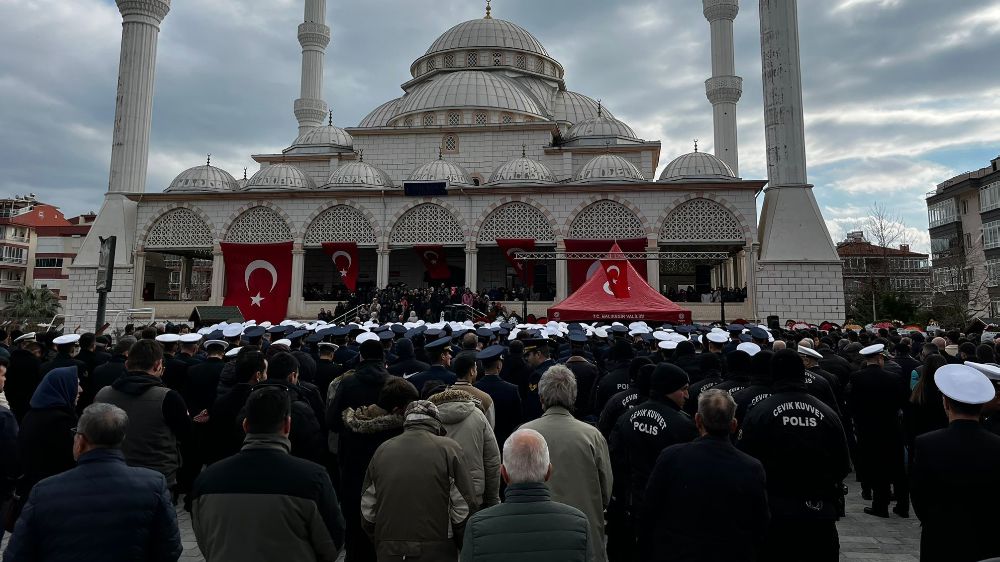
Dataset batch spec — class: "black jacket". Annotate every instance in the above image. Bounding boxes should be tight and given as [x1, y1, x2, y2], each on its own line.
[474, 374, 522, 448]
[609, 398, 698, 511]
[684, 370, 723, 416]
[16, 405, 77, 497]
[736, 385, 851, 519]
[591, 360, 630, 414]
[564, 357, 599, 419]
[848, 364, 908, 481]
[5, 349, 41, 422]
[40, 354, 89, 410]
[387, 357, 429, 379]
[205, 383, 254, 464]
[597, 385, 643, 438]
[523, 359, 556, 422]
[253, 380, 325, 464]
[314, 358, 340, 399]
[326, 360, 390, 434]
[91, 355, 128, 393]
[911, 420, 1000, 562]
[183, 357, 225, 416]
[0, 405, 16, 499]
[406, 364, 457, 397]
[640, 435, 769, 561]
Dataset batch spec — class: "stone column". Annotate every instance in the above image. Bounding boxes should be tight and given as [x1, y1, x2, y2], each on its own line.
[209, 246, 225, 305]
[555, 239, 568, 301]
[133, 250, 147, 305]
[290, 244, 305, 316]
[376, 246, 391, 289]
[703, 0, 742, 174]
[745, 243, 757, 319]
[295, 0, 330, 135]
[646, 238, 660, 293]
[465, 243, 479, 291]
[178, 256, 191, 299]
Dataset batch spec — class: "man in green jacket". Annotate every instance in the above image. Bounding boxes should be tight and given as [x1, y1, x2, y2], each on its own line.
[461, 428, 590, 562]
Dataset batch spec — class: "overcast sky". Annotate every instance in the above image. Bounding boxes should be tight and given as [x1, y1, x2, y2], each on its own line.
[2, 0, 999, 253]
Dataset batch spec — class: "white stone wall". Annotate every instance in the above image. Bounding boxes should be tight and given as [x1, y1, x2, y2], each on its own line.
[63, 266, 136, 328]
[755, 261, 845, 324]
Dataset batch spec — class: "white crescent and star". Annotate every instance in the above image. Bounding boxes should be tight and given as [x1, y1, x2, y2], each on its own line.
[505, 247, 525, 271]
[606, 265, 621, 284]
[244, 260, 278, 307]
[331, 250, 352, 278]
[424, 250, 440, 265]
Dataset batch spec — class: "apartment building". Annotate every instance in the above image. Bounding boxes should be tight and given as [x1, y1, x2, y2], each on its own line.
[837, 231, 931, 311]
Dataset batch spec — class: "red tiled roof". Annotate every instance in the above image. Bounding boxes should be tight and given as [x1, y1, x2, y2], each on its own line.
[836, 241, 927, 257]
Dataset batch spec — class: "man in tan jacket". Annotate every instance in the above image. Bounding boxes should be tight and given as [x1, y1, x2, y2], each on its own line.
[522, 365, 613, 562]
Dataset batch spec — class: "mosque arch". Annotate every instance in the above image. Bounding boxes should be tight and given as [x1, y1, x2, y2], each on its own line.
[390, 202, 466, 246]
[304, 204, 379, 247]
[658, 194, 751, 243]
[224, 205, 293, 243]
[141, 206, 215, 249]
[477, 199, 555, 243]
[566, 198, 647, 240]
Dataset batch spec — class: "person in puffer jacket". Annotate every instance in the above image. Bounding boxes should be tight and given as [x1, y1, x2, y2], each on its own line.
[429, 387, 501, 508]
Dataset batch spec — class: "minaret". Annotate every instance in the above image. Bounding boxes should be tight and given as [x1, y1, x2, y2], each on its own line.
[754, 0, 844, 323]
[703, 0, 741, 175]
[108, 0, 171, 193]
[294, 0, 331, 135]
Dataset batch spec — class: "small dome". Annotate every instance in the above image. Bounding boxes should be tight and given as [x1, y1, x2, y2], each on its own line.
[575, 154, 646, 184]
[489, 153, 556, 186]
[550, 90, 613, 124]
[426, 18, 550, 58]
[394, 71, 546, 122]
[242, 164, 316, 191]
[359, 98, 401, 128]
[659, 150, 736, 181]
[564, 112, 640, 145]
[326, 158, 395, 189]
[165, 163, 239, 193]
[292, 124, 353, 149]
[408, 157, 474, 186]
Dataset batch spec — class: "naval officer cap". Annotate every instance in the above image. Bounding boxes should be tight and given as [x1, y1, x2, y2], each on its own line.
[377, 331, 394, 341]
[568, 333, 588, 344]
[13, 332, 35, 344]
[797, 346, 824, 360]
[476, 327, 494, 338]
[964, 361, 1000, 382]
[860, 343, 889, 357]
[728, 323, 744, 333]
[317, 342, 338, 351]
[658, 340, 678, 350]
[267, 325, 288, 335]
[204, 340, 229, 351]
[155, 333, 181, 344]
[356, 332, 379, 344]
[305, 333, 324, 344]
[737, 342, 761, 356]
[179, 333, 202, 344]
[706, 332, 729, 344]
[749, 327, 769, 340]
[521, 338, 550, 353]
[243, 326, 266, 339]
[935, 363, 996, 405]
[424, 336, 453, 351]
[223, 325, 244, 338]
[53, 334, 80, 346]
[476, 344, 506, 362]
[390, 324, 407, 335]
[271, 339, 292, 348]
[224, 346, 242, 358]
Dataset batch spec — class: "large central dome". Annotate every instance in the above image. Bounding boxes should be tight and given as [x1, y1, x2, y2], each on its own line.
[425, 18, 550, 58]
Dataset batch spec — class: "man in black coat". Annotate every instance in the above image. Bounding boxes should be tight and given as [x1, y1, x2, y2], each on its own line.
[598, 357, 652, 438]
[91, 337, 134, 394]
[313, 342, 340, 399]
[387, 339, 428, 379]
[684, 352, 724, 416]
[327, 340, 391, 435]
[499, 339, 531, 399]
[737, 349, 851, 562]
[640, 388, 768, 562]
[405, 336, 456, 394]
[610, 363, 697, 561]
[848, 344, 910, 517]
[205, 350, 266, 464]
[564, 355, 599, 420]
[521, 338, 557, 422]
[474, 345, 522, 449]
[732, 350, 773, 428]
[253, 352, 325, 464]
[911, 363, 1000, 562]
[183, 341, 227, 416]
[591, 340, 635, 414]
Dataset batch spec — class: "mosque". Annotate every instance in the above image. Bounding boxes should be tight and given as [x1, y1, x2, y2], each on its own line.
[63, 0, 845, 326]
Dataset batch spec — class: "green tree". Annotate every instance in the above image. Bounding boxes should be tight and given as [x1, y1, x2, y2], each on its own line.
[4, 287, 61, 320]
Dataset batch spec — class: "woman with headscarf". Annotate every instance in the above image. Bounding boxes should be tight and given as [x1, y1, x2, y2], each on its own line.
[15, 366, 80, 500]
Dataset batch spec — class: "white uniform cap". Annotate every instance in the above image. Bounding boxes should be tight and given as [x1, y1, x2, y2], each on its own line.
[259, 322, 272, 328]
[935, 364, 997, 405]
[594, 327, 609, 339]
[628, 322, 649, 331]
[667, 334, 687, 343]
[860, 343, 886, 357]
[797, 346, 823, 360]
[653, 331, 670, 341]
[737, 342, 761, 356]
[224, 346, 242, 358]
[707, 332, 728, 344]
[964, 361, 1000, 382]
[628, 327, 650, 336]
[13, 332, 35, 343]
[204, 340, 230, 351]
[179, 333, 202, 344]
[658, 340, 678, 350]
[222, 325, 243, 338]
[356, 332, 379, 344]
[317, 342, 337, 350]
[242, 320, 257, 327]
[53, 334, 81, 345]
[271, 339, 292, 347]
[197, 328, 212, 335]
[155, 334, 181, 344]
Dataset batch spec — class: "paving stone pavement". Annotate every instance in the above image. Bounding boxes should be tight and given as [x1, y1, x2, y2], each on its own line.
[1, 478, 920, 561]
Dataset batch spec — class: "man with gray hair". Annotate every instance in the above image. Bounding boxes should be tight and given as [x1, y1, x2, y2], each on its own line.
[639, 389, 769, 561]
[521, 364, 613, 562]
[4, 402, 182, 561]
[460, 429, 590, 562]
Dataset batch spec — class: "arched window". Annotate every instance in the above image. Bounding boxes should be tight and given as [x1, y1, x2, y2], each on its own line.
[475, 112, 488, 126]
[660, 198, 744, 242]
[391, 204, 464, 245]
[403, 117, 413, 127]
[425, 57, 436, 72]
[423, 113, 435, 126]
[305, 205, 377, 246]
[492, 51, 503, 66]
[145, 208, 213, 249]
[448, 112, 461, 126]
[568, 200, 645, 239]
[467, 52, 478, 67]
[515, 54, 526, 69]
[225, 207, 292, 244]
[479, 202, 554, 243]
[501, 113, 513, 125]
[442, 134, 459, 153]
[444, 53, 455, 68]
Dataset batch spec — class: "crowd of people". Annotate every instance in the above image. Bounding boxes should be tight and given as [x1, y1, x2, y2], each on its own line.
[316, 285, 504, 324]
[664, 286, 748, 303]
[0, 319, 998, 561]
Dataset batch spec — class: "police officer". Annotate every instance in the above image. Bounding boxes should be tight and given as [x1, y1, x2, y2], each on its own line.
[592, 340, 635, 414]
[521, 338, 557, 422]
[716, 345, 757, 395]
[314, 341, 339, 399]
[684, 352, 724, 416]
[737, 349, 851, 562]
[797, 345, 841, 415]
[474, 345, 522, 448]
[732, 350, 774, 429]
[848, 343, 909, 518]
[405, 336, 456, 393]
[597, 357, 652, 438]
[608, 363, 697, 561]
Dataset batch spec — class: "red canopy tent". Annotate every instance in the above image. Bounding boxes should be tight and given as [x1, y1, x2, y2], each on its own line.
[548, 246, 692, 323]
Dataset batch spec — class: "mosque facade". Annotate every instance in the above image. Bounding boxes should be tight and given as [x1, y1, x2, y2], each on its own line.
[63, 0, 843, 326]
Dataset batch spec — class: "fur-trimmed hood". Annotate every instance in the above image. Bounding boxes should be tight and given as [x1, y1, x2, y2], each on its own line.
[428, 388, 481, 425]
[343, 404, 404, 435]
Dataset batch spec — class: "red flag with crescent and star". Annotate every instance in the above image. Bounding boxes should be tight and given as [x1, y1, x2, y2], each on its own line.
[221, 241, 293, 322]
[322, 242, 359, 292]
[496, 238, 535, 282]
[414, 245, 451, 280]
[564, 238, 647, 291]
[601, 246, 630, 298]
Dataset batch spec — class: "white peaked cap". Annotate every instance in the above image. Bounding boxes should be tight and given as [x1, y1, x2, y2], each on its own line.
[179, 333, 202, 344]
[797, 346, 823, 360]
[737, 342, 761, 356]
[658, 340, 678, 350]
[224, 347, 242, 358]
[155, 334, 180, 343]
[964, 361, 1000, 382]
[222, 325, 243, 338]
[707, 332, 728, 344]
[271, 339, 292, 347]
[54, 334, 80, 345]
[356, 332, 380, 344]
[935, 364, 997, 405]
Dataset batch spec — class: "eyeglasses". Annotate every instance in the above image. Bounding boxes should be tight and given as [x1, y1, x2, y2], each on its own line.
[69, 427, 83, 436]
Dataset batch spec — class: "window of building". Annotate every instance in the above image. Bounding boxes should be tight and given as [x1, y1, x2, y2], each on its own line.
[475, 112, 488, 126]
[35, 258, 63, 268]
[425, 57, 436, 72]
[891, 257, 929, 270]
[962, 199, 968, 214]
[966, 232, 973, 248]
[493, 51, 503, 66]
[470, 173, 484, 186]
[403, 117, 413, 127]
[423, 113, 435, 126]
[501, 113, 513, 124]
[988, 259, 1000, 287]
[928, 199, 958, 228]
[535, 57, 545, 73]
[515, 53, 526, 69]
[448, 112, 461, 126]
[467, 52, 478, 67]
[984, 219, 1000, 249]
[983, 181, 1000, 213]
[890, 277, 929, 291]
[442, 134, 458, 153]
[0, 247, 26, 264]
[444, 53, 455, 68]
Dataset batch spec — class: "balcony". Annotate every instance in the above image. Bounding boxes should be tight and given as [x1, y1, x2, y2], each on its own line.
[5, 235, 29, 243]
[0, 279, 24, 288]
[0, 256, 28, 266]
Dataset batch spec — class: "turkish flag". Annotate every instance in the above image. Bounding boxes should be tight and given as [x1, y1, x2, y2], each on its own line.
[601, 256, 630, 299]
[221, 241, 293, 323]
[565, 238, 647, 291]
[322, 242, 359, 292]
[415, 245, 451, 280]
[496, 238, 535, 282]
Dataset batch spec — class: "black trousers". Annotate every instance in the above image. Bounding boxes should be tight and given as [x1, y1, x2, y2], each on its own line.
[763, 519, 839, 562]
